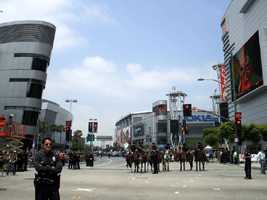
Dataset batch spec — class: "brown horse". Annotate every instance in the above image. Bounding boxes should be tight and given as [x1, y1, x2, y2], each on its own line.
[140, 152, 148, 173]
[194, 149, 206, 171]
[174, 152, 193, 171]
[133, 153, 141, 173]
[125, 153, 133, 172]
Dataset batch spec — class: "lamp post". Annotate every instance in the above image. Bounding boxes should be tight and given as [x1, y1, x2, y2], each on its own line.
[89, 119, 97, 152]
[65, 99, 77, 151]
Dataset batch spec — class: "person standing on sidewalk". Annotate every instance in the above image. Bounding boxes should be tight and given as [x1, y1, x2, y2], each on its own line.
[243, 146, 252, 179]
[257, 148, 266, 174]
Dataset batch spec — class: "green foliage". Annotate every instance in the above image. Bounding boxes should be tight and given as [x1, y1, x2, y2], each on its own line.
[71, 130, 85, 151]
[202, 127, 220, 147]
[260, 124, 267, 141]
[144, 144, 150, 149]
[219, 120, 235, 142]
[185, 139, 205, 149]
[243, 123, 262, 148]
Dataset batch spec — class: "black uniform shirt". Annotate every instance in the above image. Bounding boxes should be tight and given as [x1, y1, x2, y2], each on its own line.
[197, 144, 204, 151]
[34, 151, 62, 178]
[151, 145, 157, 151]
[130, 145, 137, 153]
[182, 146, 189, 153]
[244, 151, 251, 163]
[165, 146, 170, 150]
[138, 145, 144, 153]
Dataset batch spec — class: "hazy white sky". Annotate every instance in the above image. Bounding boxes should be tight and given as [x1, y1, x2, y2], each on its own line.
[0, 0, 232, 138]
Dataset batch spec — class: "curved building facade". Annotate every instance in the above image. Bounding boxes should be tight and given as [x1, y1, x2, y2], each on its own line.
[0, 20, 56, 149]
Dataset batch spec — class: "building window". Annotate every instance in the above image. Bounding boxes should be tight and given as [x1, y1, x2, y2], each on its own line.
[26, 82, 44, 99]
[22, 110, 39, 126]
[32, 58, 48, 72]
[10, 78, 45, 99]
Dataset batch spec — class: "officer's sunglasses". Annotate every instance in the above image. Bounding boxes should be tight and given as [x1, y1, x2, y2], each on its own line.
[44, 143, 52, 146]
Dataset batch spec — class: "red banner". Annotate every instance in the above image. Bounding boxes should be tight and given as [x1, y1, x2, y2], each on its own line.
[220, 65, 227, 101]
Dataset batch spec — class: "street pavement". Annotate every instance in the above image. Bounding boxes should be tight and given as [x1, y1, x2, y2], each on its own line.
[0, 157, 266, 200]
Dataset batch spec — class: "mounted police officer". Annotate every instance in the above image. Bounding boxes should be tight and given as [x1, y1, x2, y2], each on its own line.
[34, 137, 62, 200]
[197, 142, 205, 158]
[138, 142, 145, 154]
[130, 142, 137, 158]
[182, 143, 190, 161]
[151, 142, 158, 174]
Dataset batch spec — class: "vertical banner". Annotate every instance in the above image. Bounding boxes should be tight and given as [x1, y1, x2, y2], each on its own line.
[94, 122, 98, 133]
[88, 122, 93, 132]
[220, 65, 227, 101]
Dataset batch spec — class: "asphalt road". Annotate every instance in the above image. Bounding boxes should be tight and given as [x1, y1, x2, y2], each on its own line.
[0, 157, 266, 200]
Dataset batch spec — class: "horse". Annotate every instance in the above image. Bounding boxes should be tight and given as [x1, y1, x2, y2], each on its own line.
[140, 152, 148, 173]
[194, 149, 206, 171]
[163, 150, 172, 171]
[125, 153, 133, 172]
[133, 152, 141, 173]
[174, 151, 193, 171]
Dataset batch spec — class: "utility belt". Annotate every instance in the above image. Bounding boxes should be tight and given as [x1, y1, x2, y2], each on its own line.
[34, 174, 60, 185]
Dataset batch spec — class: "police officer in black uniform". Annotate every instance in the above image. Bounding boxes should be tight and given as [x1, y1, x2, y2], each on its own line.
[182, 143, 190, 161]
[151, 142, 158, 174]
[138, 142, 145, 154]
[244, 146, 252, 179]
[34, 137, 62, 200]
[197, 142, 204, 157]
[130, 142, 137, 159]
[165, 143, 171, 151]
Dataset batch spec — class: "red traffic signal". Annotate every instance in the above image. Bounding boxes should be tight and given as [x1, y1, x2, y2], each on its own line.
[66, 127, 70, 131]
[183, 104, 192, 116]
[66, 121, 71, 127]
[235, 112, 242, 120]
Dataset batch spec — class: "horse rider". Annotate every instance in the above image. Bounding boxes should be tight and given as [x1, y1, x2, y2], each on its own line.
[138, 142, 145, 154]
[130, 142, 137, 159]
[182, 143, 190, 161]
[197, 142, 205, 158]
[165, 143, 171, 151]
[151, 142, 158, 174]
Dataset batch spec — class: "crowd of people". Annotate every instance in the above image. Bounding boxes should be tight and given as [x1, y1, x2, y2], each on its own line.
[0, 149, 29, 176]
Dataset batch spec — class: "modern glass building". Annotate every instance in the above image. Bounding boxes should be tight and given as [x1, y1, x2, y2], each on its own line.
[222, 0, 267, 125]
[0, 20, 56, 150]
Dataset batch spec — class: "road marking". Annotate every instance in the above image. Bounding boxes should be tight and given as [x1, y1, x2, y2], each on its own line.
[191, 180, 194, 181]
[213, 188, 221, 191]
[183, 185, 187, 187]
[71, 197, 82, 199]
[99, 189, 106, 191]
[73, 188, 95, 192]
[170, 185, 177, 187]
[175, 191, 179, 194]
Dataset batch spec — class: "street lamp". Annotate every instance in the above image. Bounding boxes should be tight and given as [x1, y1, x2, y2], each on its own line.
[65, 99, 77, 151]
[89, 119, 97, 152]
[65, 99, 77, 113]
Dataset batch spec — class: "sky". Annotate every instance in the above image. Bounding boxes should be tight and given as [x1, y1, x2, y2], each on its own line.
[0, 0, 232, 139]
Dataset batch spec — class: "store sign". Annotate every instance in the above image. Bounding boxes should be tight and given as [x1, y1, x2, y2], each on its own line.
[133, 123, 143, 137]
[178, 115, 219, 122]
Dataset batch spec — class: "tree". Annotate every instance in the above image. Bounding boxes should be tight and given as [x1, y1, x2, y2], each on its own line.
[219, 120, 236, 143]
[71, 130, 84, 151]
[39, 121, 49, 138]
[202, 127, 220, 147]
[259, 124, 267, 142]
[58, 125, 65, 144]
[50, 124, 59, 141]
[243, 123, 262, 150]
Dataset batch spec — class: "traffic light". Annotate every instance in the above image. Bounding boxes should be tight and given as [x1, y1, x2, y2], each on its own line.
[235, 112, 242, 146]
[66, 126, 71, 141]
[183, 104, 192, 116]
[146, 136, 149, 142]
[185, 125, 189, 135]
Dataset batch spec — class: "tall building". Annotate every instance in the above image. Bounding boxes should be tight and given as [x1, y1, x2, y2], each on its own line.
[0, 20, 56, 149]
[222, 0, 267, 125]
[38, 99, 73, 150]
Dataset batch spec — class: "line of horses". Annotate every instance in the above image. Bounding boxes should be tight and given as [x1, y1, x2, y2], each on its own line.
[125, 149, 207, 173]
